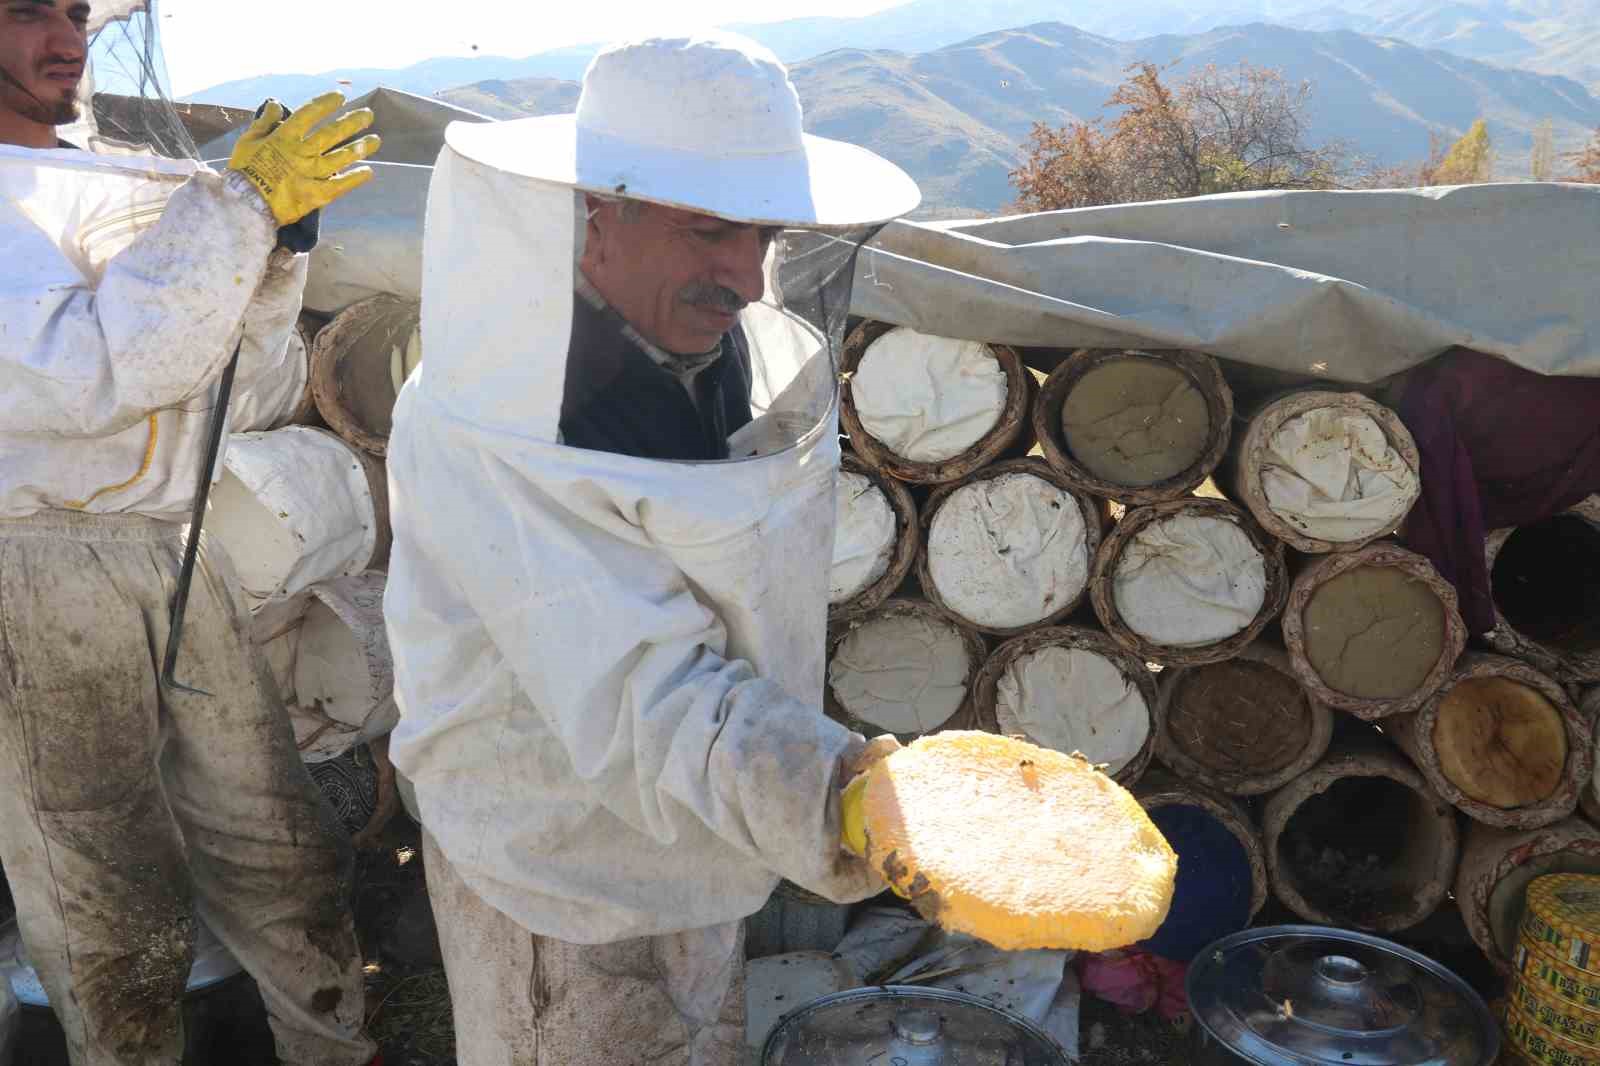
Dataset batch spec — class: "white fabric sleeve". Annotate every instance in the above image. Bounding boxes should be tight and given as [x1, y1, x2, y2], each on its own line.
[0, 169, 276, 438]
[231, 248, 309, 405]
[459, 482, 882, 904]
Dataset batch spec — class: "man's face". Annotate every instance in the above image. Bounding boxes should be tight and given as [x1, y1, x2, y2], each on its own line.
[580, 198, 780, 355]
[0, 0, 89, 130]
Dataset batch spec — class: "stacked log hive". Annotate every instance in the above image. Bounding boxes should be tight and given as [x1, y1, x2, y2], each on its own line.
[1486, 496, 1600, 683]
[747, 318, 1600, 993]
[972, 625, 1160, 785]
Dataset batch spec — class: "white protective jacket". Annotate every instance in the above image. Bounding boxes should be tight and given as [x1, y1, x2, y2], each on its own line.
[0, 146, 306, 517]
[384, 146, 882, 944]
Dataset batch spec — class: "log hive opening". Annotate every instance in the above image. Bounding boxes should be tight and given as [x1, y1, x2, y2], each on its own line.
[311, 293, 421, 457]
[1487, 499, 1600, 681]
[1135, 773, 1267, 962]
[917, 459, 1103, 636]
[208, 427, 388, 610]
[1230, 391, 1421, 554]
[1388, 654, 1591, 829]
[829, 455, 918, 621]
[840, 321, 1031, 484]
[1263, 743, 1459, 933]
[1156, 643, 1334, 796]
[1091, 498, 1286, 666]
[973, 626, 1159, 785]
[1455, 819, 1600, 970]
[1035, 348, 1233, 505]
[825, 599, 987, 741]
[290, 573, 398, 763]
[1283, 543, 1465, 719]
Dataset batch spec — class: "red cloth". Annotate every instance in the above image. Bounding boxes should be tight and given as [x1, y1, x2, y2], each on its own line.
[1080, 950, 1190, 1020]
[1399, 348, 1600, 635]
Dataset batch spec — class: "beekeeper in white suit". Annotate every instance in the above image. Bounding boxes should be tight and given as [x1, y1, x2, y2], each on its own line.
[384, 31, 921, 1065]
[0, 2, 383, 1064]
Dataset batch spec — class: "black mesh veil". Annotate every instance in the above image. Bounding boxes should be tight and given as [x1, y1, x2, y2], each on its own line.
[68, 0, 198, 158]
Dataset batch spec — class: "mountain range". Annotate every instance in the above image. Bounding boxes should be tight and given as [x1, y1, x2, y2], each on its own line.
[190, 0, 1600, 107]
[432, 21, 1600, 216]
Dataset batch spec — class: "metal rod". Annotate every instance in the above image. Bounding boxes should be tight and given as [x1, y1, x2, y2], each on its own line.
[161, 336, 244, 696]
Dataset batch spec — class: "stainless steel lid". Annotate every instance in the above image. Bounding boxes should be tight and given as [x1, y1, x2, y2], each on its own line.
[761, 985, 1070, 1065]
[0, 917, 243, 1008]
[1186, 925, 1500, 1066]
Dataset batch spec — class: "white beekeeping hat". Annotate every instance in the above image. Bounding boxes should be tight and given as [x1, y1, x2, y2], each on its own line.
[443, 31, 920, 230]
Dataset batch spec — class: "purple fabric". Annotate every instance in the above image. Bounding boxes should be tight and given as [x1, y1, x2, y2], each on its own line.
[1400, 348, 1600, 635]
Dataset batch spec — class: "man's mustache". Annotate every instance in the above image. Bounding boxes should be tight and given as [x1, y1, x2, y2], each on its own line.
[679, 282, 747, 314]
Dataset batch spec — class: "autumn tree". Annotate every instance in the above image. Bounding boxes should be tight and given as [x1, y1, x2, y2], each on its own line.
[1425, 119, 1494, 184]
[1567, 127, 1600, 183]
[1011, 62, 1356, 211]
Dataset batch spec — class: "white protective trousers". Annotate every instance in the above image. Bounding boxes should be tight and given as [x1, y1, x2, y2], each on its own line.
[422, 832, 745, 1066]
[0, 511, 374, 1066]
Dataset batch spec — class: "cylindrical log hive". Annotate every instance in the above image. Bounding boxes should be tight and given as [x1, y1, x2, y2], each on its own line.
[1263, 740, 1460, 933]
[1034, 348, 1233, 505]
[1134, 770, 1268, 962]
[825, 598, 988, 742]
[916, 458, 1105, 637]
[1228, 390, 1421, 554]
[1282, 542, 1466, 719]
[209, 427, 390, 610]
[1388, 654, 1592, 830]
[829, 454, 918, 622]
[972, 626, 1158, 786]
[1155, 642, 1335, 796]
[289, 572, 398, 763]
[1456, 818, 1600, 972]
[311, 293, 421, 458]
[840, 321, 1031, 484]
[1090, 498, 1287, 666]
[1487, 496, 1600, 683]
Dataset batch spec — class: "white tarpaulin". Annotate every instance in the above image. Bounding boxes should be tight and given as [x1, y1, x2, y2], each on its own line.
[853, 182, 1600, 384]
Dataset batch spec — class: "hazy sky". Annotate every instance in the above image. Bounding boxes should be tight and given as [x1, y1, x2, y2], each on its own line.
[156, 0, 906, 95]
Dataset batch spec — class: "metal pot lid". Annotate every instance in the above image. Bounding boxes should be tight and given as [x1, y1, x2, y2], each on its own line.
[761, 985, 1070, 1065]
[0, 917, 243, 1008]
[1186, 925, 1500, 1066]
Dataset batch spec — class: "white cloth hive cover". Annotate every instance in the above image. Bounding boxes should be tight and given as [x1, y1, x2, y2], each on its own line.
[1260, 408, 1420, 542]
[828, 613, 971, 734]
[851, 328, 1008, 462]
[994, 646, 1149, 775]
[926, 472, 1089, 630]
[830, 472, 897, 603]
[1113, 514, 1267, 647]
[206, 427, 377, 609]
[291, 573, 398, 763]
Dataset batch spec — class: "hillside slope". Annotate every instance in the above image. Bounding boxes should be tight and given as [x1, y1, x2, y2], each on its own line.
[443, 21, 1600, 215]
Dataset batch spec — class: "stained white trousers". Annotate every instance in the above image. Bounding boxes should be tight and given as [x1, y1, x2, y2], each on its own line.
[0, 511, 375, 1066]
[422, 831, 746, 1066]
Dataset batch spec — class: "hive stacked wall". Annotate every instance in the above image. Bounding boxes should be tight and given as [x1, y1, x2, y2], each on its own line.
[835, 319, 1600, 1001]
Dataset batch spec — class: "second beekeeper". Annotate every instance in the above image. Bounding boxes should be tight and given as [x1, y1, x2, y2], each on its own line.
[383, 30, 922, 1066]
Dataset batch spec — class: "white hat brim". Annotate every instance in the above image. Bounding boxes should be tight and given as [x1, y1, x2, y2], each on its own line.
[444, 114, 921, 229]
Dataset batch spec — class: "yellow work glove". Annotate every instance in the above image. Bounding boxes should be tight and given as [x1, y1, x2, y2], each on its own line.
[229, 92, 381, 227]
[839, 735, 911, 899]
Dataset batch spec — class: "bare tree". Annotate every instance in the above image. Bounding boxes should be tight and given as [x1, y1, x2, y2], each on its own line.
[1011, 61, 1359, 211]
[1531, 119, 1556, 181]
